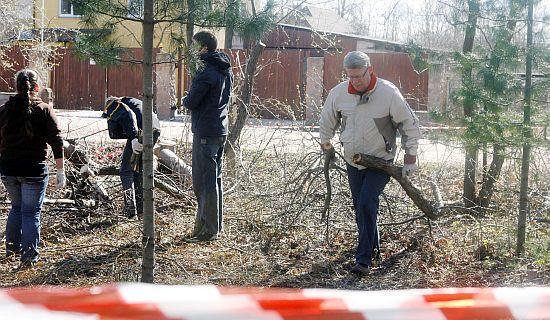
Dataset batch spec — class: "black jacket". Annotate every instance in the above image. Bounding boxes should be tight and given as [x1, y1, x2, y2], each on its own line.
[0, 95, 63, 176]
[183, 51, 232, 137]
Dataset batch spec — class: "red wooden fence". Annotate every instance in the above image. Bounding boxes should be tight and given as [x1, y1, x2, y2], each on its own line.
[51, 47, 149, 110]
[0, 46, 26, 91]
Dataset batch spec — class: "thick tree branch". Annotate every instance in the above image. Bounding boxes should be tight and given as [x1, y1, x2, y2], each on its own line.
[352, 153, 456, 220]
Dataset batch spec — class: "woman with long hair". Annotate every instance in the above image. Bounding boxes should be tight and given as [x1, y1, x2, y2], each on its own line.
[0, 69, 65, 269]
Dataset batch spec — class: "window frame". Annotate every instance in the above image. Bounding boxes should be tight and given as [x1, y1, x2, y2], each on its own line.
[59, 0, 81, 18]
[127, 0, 144, 18]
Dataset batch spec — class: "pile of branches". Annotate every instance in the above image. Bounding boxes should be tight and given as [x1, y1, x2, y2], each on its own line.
[54, 139, 196, 217]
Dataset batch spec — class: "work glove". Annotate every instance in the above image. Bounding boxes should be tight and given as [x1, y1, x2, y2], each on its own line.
[402, 163, 418, 178]
[56, 169, 66, 189]
[131, 138, 143, 154]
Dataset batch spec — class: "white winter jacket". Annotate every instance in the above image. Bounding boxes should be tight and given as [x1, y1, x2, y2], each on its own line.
[319, 77, 421, 169]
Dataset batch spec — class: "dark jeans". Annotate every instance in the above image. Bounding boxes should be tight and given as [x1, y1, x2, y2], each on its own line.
[120, 131, 160, 215]
[2, 174, 49, 263]
[192, 134, 226, 237]
[346, 164, 390, 267]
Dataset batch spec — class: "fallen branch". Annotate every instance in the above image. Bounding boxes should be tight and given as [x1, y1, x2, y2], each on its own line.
[154, 178, 194, 203]
[96, 165, 193, 202]
[97, 165, 119, 176]
[352, 153, 454, 220]
[322, 152, 332, 222]
[63, 140, 98, 168]
[379, 214, 426, 226]
[1, 198, 76, 205]
[322, 150, 334, 242]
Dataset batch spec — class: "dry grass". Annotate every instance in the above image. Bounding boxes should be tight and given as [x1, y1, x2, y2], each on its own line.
[0, 139, 548, 289]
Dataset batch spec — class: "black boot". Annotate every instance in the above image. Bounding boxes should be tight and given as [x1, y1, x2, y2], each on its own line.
[123, 188, 137, 219]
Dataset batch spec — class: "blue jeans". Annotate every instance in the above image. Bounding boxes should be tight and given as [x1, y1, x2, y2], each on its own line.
[120, 131, 160, 215]
[192, 134, 226, 237]
[346, 164, 390, 267]
[120, 137, 141, 215]
[2, 175, 49, 263]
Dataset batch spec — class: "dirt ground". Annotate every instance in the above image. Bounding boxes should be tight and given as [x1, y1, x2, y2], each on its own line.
[0, 111, 548, 289]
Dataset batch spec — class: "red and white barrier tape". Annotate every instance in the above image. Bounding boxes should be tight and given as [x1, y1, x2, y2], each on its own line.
[0, 284, 548, 319]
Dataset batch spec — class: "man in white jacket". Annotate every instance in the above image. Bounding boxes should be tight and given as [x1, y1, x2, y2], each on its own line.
[319, 51, 421, 275]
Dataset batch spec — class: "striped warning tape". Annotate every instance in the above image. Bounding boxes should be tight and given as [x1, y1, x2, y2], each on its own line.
[0, 284, 548, 319]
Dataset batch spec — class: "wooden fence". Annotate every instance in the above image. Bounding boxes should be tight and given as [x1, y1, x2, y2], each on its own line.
[1, 46, 151, 111]
[0, 46, 26, 91]
[51, 47, 150, 110]
[1, 45, 427, 120]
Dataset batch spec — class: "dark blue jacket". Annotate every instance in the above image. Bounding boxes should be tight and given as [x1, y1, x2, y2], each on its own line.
[183, 51, 232, 137]
[103, 97, 160, 140]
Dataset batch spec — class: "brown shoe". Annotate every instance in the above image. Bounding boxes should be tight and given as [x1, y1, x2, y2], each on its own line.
[350, 263, 370, 276]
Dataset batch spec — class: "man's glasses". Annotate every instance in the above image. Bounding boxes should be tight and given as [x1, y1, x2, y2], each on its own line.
[347, 68, 369, 80]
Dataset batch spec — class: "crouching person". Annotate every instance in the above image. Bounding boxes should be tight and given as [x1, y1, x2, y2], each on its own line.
[103, 96, 161, 219]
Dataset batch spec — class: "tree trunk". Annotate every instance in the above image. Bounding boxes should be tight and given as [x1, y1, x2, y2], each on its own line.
[476, 144, 505, 211]
[186, 0, 195, 48]
[224, 26, 234, 50]
[475, 0, 526, 214]
[463, 146, 478, 208]
[461, 0, 479, 208]
[517, 0, 533, 257]
[224, 0, 236, 49]
[141, 0, 155, 283]
[226, 41, 266, 174]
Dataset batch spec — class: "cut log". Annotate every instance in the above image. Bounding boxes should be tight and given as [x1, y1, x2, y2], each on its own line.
[156, 148, 192, 178]
[352, 153, 452, 220]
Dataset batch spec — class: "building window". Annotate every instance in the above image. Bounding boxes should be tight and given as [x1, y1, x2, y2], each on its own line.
[128, 0, 144, 18]
[60, 0, 82, 16]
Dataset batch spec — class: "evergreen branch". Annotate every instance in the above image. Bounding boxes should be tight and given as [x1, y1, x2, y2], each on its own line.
[436, 0, 548, 24]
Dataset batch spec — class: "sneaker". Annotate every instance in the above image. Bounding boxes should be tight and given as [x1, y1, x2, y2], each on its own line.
[350, 263, 370, 276]
[184, 233, 218, 243]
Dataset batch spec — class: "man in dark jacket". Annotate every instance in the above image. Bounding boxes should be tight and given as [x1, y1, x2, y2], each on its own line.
[182, 30, 232, 242]
[103, 96, 161, 219]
